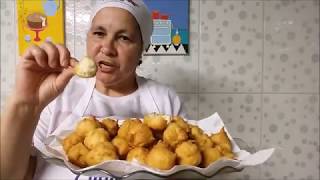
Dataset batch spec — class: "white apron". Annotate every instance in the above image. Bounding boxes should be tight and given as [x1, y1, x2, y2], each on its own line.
[50, 77, 160, 135]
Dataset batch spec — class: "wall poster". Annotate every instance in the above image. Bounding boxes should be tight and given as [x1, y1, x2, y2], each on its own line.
[17, 0, 65, 55]
[144, 0, 189, 55]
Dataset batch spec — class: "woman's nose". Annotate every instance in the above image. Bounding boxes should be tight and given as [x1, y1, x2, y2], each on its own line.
[100, 38, 116, 56]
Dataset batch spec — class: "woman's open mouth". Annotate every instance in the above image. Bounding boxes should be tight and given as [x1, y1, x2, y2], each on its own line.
[98, 61, 118, 73]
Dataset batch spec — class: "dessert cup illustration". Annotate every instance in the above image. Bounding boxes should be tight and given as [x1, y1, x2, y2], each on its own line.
[26, 12, 47, 41]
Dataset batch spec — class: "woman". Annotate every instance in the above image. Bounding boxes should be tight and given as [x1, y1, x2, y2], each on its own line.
[1, 0, 186, 179]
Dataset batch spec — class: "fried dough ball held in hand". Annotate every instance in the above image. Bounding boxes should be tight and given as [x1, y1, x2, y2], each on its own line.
[84, 128, 110, 149]
[63, 132, 84, 153]
[202, 147, 222, 168]
[112, 136, 130, 158]
[163, 123, 188, 148]
[143, 113, 168, 130]
[126, 147, 149, 164]
[76, 116, 101, 137]
[210, 128, 232, 152]
[175, 141, 202, 166]
[101, 118, 118, 138]
[85, 142, 118, 166]
[67, 142, 89, 168]
[146, 143, 176, 170]
[74, 56, 97, 78]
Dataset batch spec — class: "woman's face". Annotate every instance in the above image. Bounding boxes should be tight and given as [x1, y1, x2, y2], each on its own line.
[87, 7, 143, 87]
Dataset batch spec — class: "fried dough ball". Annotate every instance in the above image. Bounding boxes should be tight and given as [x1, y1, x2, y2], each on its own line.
[62, 132, 84, 153]
[112, 136, 130, 158]
[215, 145, 235, 159]
[101, 118, 118, 138]
[117, 118, 142, 139]
[119, 119, 155, 147]
[175, 141, 202, 166]
[218, 143, 233, 154]
[194, 134, 213, 151]
[146, 144, 176, 170]
[74, 56, 97, 78]
[163, 123, 188, 148]
[189, 124, 204, 139]
[126, 147, 149, 164]
[210, 128, 232, 152]
[67, 142, 89, 168]
[129, 123, 155, 147]
[153, 140, 171, 149]
[143, 113, 168, 130]
[172, 116, 190, 133]
[85, 142, 118, 166]
[97, 141, 117, 152]
[223, 152, 235, 159]
[202, 147, 222, 167]
[84, 128, 110, 149]
[75, 116, 101, 137]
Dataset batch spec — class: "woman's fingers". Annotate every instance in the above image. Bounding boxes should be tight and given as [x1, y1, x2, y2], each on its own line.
[21, 42, 73, 71]
[56, 44, 71, 68]
[40, 42, 60, 69]
[54, 57, 78, 93]
[55, 67, 75, 93]
[23, 45, 48, 68]
[69, 58, 78, 68]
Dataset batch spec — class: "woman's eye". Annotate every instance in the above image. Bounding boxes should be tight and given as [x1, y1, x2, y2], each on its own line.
[93, 32, 104, 37]
[119, 35, 130, 41]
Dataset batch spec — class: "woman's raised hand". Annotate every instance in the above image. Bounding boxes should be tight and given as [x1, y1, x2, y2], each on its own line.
[14, 42, 76, 113]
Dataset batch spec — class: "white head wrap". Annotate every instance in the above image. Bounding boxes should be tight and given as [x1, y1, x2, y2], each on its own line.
[90, 0, 153, 50]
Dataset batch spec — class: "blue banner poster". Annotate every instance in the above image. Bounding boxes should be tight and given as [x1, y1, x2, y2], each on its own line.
[144, 0, 189, 55]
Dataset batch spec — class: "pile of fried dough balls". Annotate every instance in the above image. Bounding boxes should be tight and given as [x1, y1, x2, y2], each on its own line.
[62, 113, 235, 170]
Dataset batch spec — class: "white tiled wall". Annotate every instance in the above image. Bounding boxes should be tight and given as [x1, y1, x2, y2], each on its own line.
[199, 0, 263, 93]
[1, 0, 319, 179]
[1, 0, 17, 110]
[261, 94, 319, 180]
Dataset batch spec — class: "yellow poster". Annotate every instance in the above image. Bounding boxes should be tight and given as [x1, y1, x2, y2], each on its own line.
[17, 0, 65, 55]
